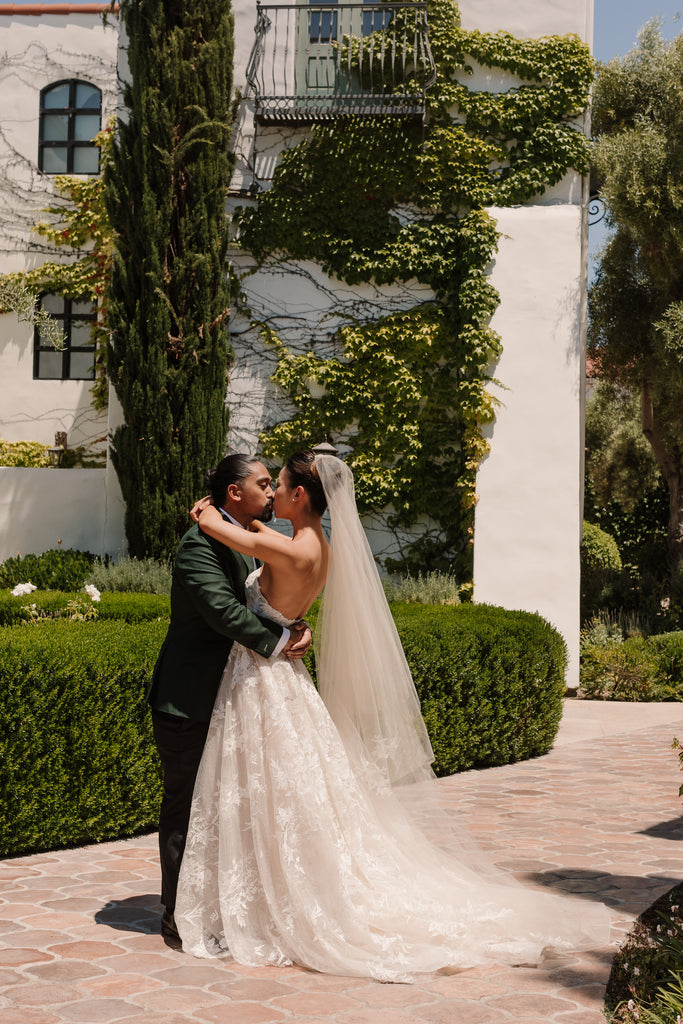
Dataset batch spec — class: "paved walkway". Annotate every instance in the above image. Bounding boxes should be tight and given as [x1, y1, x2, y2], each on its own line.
[2, 700, 683, 1024]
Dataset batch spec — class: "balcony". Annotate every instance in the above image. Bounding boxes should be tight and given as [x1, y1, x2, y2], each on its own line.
[246, 2, 436, 125]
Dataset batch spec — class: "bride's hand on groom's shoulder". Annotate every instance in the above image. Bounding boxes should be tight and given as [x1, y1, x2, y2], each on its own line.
[190, 495, 213, 522]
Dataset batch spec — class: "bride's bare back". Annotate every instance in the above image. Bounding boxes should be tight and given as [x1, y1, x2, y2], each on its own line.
[196, 507, 329, 623]
[258, 524, 329, 621]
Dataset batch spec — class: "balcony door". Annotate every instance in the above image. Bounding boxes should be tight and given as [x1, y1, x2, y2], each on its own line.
[295, 2, 391, 103]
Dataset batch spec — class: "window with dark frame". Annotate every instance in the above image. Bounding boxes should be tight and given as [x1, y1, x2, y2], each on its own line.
[39, 80, 102, 175]
[33, 295, 97, 381]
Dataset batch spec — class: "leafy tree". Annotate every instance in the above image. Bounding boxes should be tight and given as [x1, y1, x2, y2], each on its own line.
[589, 23, 683, 571]
[585, 381, 660, 512]
[105, 0, 233, 558]
[584, 380, 668, 583]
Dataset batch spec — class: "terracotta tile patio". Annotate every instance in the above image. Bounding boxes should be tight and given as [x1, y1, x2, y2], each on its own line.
[2, 700, 682, 1023]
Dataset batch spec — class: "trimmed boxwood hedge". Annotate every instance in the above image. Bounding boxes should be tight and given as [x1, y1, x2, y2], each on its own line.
[0, 602, 566, 857]
[0, 619, 167, 857]
[391, 603, 567, 776]
[0, 590, 170, 625]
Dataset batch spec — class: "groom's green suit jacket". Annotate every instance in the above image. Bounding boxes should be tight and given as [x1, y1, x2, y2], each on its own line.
[148, 519, 284, 722]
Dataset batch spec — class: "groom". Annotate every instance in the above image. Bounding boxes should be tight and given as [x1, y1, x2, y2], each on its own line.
[148, 454, 311, 941]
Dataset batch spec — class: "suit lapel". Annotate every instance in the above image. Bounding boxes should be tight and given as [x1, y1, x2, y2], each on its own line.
[216, 511, 259, 582]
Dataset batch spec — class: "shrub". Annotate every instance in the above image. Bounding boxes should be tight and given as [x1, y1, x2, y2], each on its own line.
[86, 555, 172, 594]
[606, 884, 683, 1021]
[0, 601, 565, 853]
[580, 624, 683, 701]
[0, 590, 170, 626]
[581, 520, 622, 620]
[649, 632, 683, 698]
[381, 571, 460, 605]
[0, 439, 50, 467]
[390, 603, 566, 776]
[580, 634, 657, 700]
[0, 548, 95, 590]
[305, 603, 565, 776]
[0, 619, 167, 857]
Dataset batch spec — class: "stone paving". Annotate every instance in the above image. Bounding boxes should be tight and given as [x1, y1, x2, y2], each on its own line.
[2, 701, 683, 1024]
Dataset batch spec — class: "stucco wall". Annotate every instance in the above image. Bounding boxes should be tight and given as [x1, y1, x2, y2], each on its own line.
[473, 205, 586, 684]
[0, 10, 117, 449]
[0, 464, 125, 563]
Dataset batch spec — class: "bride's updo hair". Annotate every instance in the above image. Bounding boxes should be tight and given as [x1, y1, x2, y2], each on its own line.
[285, 450, 327, 516]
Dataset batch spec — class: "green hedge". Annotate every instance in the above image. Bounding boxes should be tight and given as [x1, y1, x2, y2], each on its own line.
[391, 604, 567, 776]
[0, 619, 167, 857]
[581, 520, 622, 620]
[580, 628, 683, 701]
[1, 602, 566, 856]
[0, 590, 170, 626]
[0, 548, 95, 590]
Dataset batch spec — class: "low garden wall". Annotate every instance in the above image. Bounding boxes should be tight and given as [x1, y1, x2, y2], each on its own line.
[0, 466, 125, 563]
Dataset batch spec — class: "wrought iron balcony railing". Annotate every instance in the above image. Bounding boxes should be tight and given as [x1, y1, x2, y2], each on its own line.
[246, 2, 436, 124]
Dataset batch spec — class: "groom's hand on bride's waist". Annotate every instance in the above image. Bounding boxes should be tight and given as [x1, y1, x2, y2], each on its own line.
[284, 621, 312, 659]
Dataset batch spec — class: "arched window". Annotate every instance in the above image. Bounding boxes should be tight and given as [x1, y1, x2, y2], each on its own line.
[33, 295, 96, 380]
[39, 80, 102, 174]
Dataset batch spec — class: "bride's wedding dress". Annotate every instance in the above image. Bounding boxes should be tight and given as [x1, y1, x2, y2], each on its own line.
[175, 566, 609, 980]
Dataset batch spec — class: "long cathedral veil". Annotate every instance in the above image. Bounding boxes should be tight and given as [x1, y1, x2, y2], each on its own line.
[314, 455, 435, 787]
[312, 455, 612, 954]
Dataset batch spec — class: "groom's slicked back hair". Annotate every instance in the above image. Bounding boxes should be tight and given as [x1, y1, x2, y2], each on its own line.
[205, 454, 259, 507]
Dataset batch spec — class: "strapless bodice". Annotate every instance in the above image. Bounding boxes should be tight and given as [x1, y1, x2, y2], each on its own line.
[245, 568, 296, 627]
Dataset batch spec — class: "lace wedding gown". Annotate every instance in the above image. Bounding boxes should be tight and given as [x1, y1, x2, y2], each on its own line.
[175, 570, 609, 981]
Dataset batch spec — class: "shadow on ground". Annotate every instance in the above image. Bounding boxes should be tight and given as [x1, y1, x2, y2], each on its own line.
[640, 816, 683, 840]
[520, 868, 681, 913]
[95, 893, 163, 933]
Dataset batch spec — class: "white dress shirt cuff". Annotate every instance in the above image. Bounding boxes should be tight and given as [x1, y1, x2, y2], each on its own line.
[272, 627, 290, 657]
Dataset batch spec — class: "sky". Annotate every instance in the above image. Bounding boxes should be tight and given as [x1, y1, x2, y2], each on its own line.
[591, 1, 681, 261]
[594, 0, 681, 61]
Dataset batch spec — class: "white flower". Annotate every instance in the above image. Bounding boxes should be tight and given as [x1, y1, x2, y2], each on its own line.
[84, 584, 101, 603]
[11, 582, 37, 596]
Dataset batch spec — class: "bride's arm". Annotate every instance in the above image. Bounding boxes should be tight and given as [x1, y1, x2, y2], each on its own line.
[197, 506, 302, 570]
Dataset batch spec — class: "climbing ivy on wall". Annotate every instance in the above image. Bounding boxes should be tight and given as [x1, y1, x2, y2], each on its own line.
[0, 122, 114, 410]
[236, 0, 593, 576]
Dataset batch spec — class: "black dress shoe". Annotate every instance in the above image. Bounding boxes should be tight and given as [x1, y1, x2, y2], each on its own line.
[161, 909, 180, 941]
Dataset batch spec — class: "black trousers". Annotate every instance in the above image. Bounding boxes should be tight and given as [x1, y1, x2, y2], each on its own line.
[152, 709, 210, 914]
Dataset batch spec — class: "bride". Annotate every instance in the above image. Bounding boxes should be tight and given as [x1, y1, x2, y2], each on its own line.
[174, 450, 610, 981]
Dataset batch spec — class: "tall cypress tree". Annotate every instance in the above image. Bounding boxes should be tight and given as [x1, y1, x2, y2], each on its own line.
[105, 0, 233, 558]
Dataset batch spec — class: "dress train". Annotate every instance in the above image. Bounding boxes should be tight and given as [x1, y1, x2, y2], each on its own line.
[175, 572, 610, 981]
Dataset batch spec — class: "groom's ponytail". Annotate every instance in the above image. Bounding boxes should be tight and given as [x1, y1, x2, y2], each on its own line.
[205, 454, 260, 506]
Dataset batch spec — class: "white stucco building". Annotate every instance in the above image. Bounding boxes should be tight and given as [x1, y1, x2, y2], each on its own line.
[0, 3, 124, 558]
[0, 0, 593, 685]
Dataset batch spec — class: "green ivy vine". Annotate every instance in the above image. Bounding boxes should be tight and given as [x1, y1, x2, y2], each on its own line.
[236, 0, 592, 577]
[0, 121, 115, 410]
